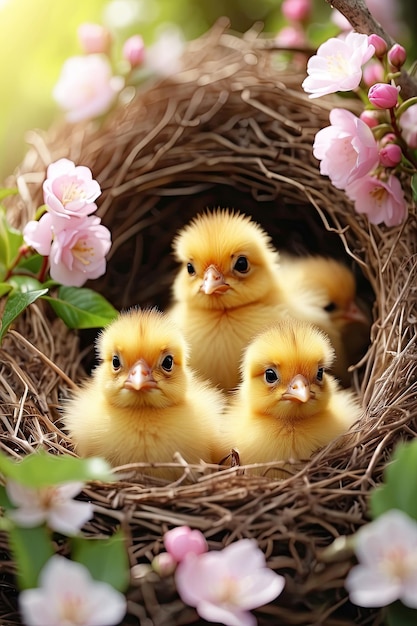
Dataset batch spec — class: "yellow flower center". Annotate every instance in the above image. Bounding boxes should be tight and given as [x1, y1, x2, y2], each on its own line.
[326, 52, 350, 78]
[59, 592, 88, 625]
[370, 185, 387, 207]
[381, 546, 416, 581]
[72, 240, 94, 266]
[60, 181, 86, 205]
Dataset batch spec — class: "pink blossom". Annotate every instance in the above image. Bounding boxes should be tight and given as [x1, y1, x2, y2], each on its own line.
[164, 526, 208, 562]
[43, 158, 101, 220]
[49, 215, 111, 287]
[175, 539, 285, 626]
[6, 480, 93, 535]
[379, 143, 402, 168]
[281, 0, 311, 22]
[122, 34, 145, 68]
[313, 108, 379, 190]
[368, 83, 400, 109]
[368, 34, 388, 58]
[302, 32, 375, 98]
[362, 60, 384, 88]
[275, 25, 307, 48]
[346, 174, 407, 226]
[77, 23, 112, 55]
[388, 44, 407, 68]
[346, 510, 417, 608]
[400, 103, 417, 149]
[19, 555, 126, 626]
[151, 552, 177, 577]
[145, 28, 184, 77]
[23, 213, 56, 256]
[53, 54, 123, 123]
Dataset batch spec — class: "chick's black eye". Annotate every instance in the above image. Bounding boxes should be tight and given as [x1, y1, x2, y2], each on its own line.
[324, 302, 337, 313]
[316, 367, 324, 382]
[112, 355, 121, 370]
[187, 262, 196, 276]
[233, 256, 249, 273]
[264, 368, 278, 384]
[161, 355, 174, 372]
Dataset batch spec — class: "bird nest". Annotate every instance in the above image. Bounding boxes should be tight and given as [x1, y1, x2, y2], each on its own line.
[1, 19, 417, 626]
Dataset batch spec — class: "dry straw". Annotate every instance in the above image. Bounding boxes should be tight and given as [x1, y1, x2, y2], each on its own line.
[1, 19, 417, 625]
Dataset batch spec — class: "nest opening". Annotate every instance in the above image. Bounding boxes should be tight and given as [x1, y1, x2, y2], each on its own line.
[1, 22, 416, 625]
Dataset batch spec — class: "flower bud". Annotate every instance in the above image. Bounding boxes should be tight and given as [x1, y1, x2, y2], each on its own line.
[122, 34, 145, 68]
[362, 60, 384, 87]
[164, 526, 208, 562]
[151, 552, 177, 577]
[379, 143, 402, 167]
[368, 83, 400, 109]
[388, 44, 407, 69]
[368, 34, 387, 58]
[359, 110, 379, 128]
[77, 23, 111, 55]
[282, 0, 311, 22]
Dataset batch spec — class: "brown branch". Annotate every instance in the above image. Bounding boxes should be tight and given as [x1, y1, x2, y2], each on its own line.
[325, 0, 417, 100]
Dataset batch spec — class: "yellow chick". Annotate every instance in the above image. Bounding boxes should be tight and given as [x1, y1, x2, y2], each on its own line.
[223, 319, 362, 478]
[63, 308, 225, 481]
[278, 256, 371, 386]
[169, 209, 285, 391]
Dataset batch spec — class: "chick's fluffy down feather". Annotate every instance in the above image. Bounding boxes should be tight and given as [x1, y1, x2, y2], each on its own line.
[63, 308, 225, 481]
[169, 209, 287, 391]
[222, 319, 362, 478]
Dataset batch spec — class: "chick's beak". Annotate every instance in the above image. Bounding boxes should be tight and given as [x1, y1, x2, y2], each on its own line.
[201, 265, 229, 295]
[282, 374, 310, 403]
[343, 300, 368, 324]
[124, 359, 157, 391]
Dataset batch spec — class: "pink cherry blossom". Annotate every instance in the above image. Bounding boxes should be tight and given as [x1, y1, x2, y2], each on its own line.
[399, 103, 417, 149]
[175, 539, 285, 626]
[359, 110, 379, 129]
[48, 215, 111, 287]
[53, 54, 123, 123]
[281, 0, 311, 22]
[77, 23, 112, 55]
[19, 555, 126, 626]
[346, 510, 417, 608]
[122, 35, 145, 68]
[164, 526, 208, 562]
[302, 32, 375, 98]
[368, 83, 400, 109]
[43, 158, 101, 220]
[313, 108, 379, 190]
[362, 60, 384, 88]
[151, 552, 177, 577]
[346, 173, 407, 226]
[145, 28, 184, 77]
[275, 25, 307, 48]
[23, 213, 56, 256]
[6, 480, 93, 535]
[368, 34, 388, 58]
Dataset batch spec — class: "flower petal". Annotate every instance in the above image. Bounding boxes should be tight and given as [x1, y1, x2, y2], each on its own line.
[197, 600, 256, 626]
[346, 565, 401, 607]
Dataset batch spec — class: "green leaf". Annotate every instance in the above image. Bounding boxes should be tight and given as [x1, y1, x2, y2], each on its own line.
[0, 449, 114, 487]
[0, 288, 48, 342]
[8, 525, 54, 589]
[0, 484, 13, 508]
[44, 286, 118, 329]
[371, 440, 417, 521]
[0, 207, 23, 268]
[72, 531, 129, 592]
[0, 187, 18, 202]
[0, 282, 13, 297]
[8, 275, 44, 293]
[386, 601, 417, 626]
[18, 253, 44, 275]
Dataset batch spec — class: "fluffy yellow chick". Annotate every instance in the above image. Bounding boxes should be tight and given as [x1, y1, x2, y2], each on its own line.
[223, 319, 362, 478]
[278, 256, 371, 386]
[169, 209, 285, 391]
[63, 308, 225, 480]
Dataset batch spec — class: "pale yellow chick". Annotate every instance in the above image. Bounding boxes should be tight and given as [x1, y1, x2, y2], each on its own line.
[63, 308, 225, 481]
[278, 256, 371, 386]
[223, 319, 362, 478]
[169, 209, 285, 391]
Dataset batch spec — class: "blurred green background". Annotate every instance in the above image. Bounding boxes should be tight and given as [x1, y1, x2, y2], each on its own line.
[0, 0, 414, 182]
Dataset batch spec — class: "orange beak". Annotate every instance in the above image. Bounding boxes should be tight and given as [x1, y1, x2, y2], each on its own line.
[201, 264, 229, 295]
[124, 359, 157, 391]
[343, 300, 368, 324]
[282, 374, 310, 403]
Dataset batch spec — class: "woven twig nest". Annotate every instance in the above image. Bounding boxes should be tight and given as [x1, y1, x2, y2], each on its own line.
[1, 20, 417, 625]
